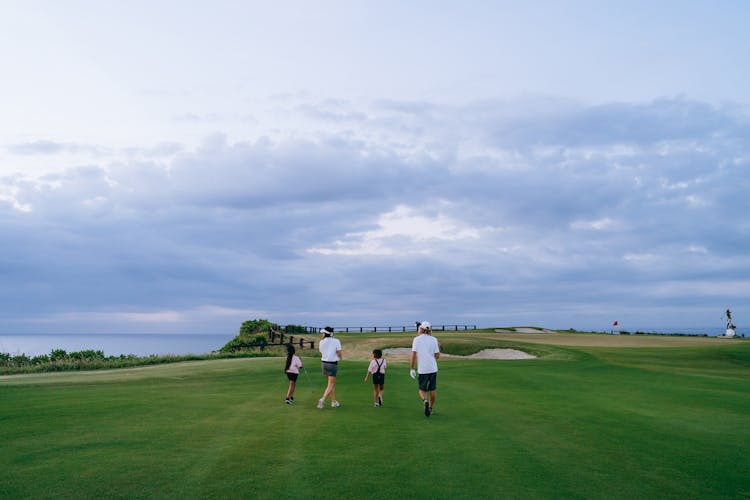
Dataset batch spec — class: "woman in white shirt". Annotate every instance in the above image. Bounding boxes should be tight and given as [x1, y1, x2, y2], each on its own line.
[317, 326, 342, 408]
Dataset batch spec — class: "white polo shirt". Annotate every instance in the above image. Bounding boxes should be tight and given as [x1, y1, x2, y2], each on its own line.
[319, 336, 342, 362]
[411, 333, 439, 374]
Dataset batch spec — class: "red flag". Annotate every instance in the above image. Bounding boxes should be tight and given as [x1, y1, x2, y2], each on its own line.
[613, 321, 618, 326]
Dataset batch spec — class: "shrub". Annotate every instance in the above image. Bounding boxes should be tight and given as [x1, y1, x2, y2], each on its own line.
[281, 324, 307, 334]
[69, 350, 105, 361]
[13, 354, 32, 366]
[32, 354, 51, 364]
[0, 351, 273, 375]
[50, 349, 68, 362]
[239, 319, 274, 336]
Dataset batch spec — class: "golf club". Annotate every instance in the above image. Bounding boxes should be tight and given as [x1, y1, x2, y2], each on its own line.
[302, 367, 315, 393]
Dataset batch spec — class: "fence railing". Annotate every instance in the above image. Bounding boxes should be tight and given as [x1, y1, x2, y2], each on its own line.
[268, 328, 315, 349]
[302, 324, 478, 333]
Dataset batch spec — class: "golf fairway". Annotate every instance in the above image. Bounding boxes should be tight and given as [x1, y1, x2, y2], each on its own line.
[1, 332, 748, 499]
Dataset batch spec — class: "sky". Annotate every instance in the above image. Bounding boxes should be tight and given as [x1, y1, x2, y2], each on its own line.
[1, 1, 749, 334]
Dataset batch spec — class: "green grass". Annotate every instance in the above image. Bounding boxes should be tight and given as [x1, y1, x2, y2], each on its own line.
[1, 334, 749, 499]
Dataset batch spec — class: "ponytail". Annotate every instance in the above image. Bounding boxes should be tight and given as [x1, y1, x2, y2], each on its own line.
[284, 343, 295, 372]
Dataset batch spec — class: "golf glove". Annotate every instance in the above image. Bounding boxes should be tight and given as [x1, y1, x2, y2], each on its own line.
[410, 369, 416, 379]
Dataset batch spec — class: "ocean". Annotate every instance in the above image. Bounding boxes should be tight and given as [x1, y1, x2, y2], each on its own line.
[0, 334, 233, 357]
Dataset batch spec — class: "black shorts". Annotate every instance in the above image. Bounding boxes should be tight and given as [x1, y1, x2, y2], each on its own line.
[286, 372, 298, 381]
[418, 372, 437, 392]
[372, 372, 385, 385]
[322, 361, 338, 377]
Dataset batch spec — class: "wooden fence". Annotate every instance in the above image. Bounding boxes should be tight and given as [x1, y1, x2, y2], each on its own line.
[254, 323, 477, 352]
[268, 328, 315, 349]
[276, 324, 478, 334]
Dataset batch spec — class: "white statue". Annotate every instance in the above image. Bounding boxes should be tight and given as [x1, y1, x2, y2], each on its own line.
[725, 308, 736, 338]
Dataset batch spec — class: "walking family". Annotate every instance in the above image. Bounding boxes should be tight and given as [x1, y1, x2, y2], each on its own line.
[281, 321, 440, 417]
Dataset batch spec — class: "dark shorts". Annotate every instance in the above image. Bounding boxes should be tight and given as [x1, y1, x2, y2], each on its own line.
[372, 372, 385, 385]
[322, 361, 338, 377]
[418, 372, 437, 392]
[286, 372, 298, 381]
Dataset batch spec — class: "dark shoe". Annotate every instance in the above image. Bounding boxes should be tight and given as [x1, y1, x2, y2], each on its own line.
[378, 395, 383, 406]
[424, 399, 430, 416]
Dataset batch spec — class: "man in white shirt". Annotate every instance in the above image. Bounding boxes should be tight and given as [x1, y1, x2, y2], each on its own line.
[318, 326, 343, 408]
[410, 321, 440, 417]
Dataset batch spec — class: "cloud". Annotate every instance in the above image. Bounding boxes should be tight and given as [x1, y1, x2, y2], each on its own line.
[2, 96, 749, 332]
[8, 140, 109, 156]
[307, 204, 486, 256]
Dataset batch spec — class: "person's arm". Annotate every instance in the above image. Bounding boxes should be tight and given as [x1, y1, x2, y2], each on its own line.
[410, 351, 416, 371]
[336, 349, 342, 360]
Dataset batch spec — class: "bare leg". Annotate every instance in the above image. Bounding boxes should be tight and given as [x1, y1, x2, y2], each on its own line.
[322, 375, 336, 401]
[286, 380, 296, 399]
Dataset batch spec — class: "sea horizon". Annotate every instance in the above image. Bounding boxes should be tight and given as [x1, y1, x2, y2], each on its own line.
[0, 333, 233, 357]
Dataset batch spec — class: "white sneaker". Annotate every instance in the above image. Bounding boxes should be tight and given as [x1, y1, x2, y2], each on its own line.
[331, 400, 340, 408]
[317, 398, 325, 409]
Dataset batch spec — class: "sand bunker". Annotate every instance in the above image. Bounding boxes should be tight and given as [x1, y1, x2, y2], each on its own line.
[383, 347, 535, 360]
[495, 327, 557, 334]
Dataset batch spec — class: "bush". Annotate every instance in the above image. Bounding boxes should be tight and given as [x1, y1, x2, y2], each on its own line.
[281, 324, 307, 334]
[69, 350, 105, 361]
[50, 349, 68, 362]
[32, 354, 50, 365]
[0, 350, 273, 376]
[239, 319, 274, 336]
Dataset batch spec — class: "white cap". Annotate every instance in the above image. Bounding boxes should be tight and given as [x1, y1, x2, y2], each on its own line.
[420, 321, 431, 330]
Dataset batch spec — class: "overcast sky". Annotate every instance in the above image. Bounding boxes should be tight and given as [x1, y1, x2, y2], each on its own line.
[2, 1, 749, 334]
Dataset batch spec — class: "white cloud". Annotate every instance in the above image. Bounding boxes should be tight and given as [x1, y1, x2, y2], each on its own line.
[307, 204, 484, 256]
[570, 217, 614, 231]
[0, 186, 32, 213]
